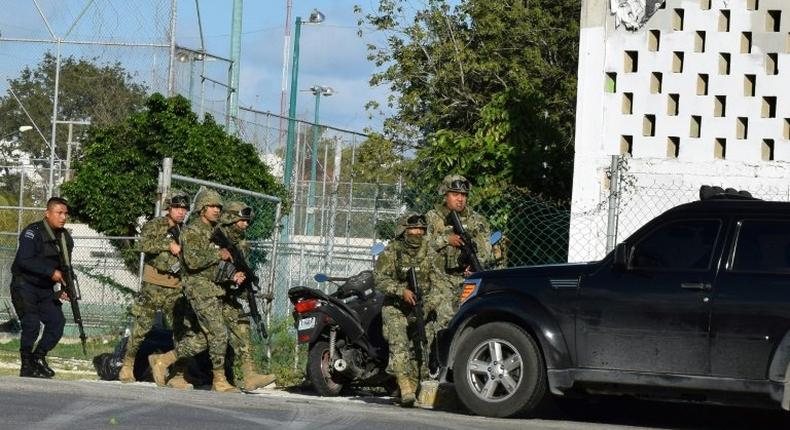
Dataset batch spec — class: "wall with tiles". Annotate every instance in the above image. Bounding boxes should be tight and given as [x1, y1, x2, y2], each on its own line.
[569, 0, 790, 261]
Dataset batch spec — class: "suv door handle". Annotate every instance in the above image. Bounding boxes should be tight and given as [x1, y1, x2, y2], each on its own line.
[681, 282, 712, 291]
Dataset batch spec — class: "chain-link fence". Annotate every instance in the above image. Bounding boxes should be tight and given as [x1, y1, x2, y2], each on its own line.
[8, 144, 790, 360]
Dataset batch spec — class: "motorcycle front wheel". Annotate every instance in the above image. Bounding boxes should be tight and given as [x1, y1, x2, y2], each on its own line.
[307, 340, 346, 396]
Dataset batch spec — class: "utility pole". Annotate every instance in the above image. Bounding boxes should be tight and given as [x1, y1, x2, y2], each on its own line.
[227, 0, 243, 135]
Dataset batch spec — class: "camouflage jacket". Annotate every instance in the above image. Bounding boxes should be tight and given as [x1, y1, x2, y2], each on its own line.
[217, 224, 250, 261]
[180, 217, 224, 287]
[374, 236, 444, 301]
[425, 203, 492, 274]
[140, 216, 181, 274]
[214, 223, 251, 294]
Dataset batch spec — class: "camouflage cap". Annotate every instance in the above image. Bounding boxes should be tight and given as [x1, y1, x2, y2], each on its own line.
[438, 174, 471, 196]
[193, 188, 223, 212]
[221, 200, 253, 225]
[396, 211, 427, 237]
[165, 189, 190, 209]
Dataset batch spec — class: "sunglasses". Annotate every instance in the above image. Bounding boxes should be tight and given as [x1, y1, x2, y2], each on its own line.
[236, 207, 254, 219]
[170, 195, 190, 207]
[449, 180, 470, 192]
[406, 214, 426, 225]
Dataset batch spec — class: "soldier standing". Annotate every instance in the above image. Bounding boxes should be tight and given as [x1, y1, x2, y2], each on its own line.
[213, 200, 275, 391]
[375, 212, 444, 407]
[149, 188, 241, 392]
[424, 175, 492, 320]
[118, 191, 190, 386]
[10, 197, 73, 378]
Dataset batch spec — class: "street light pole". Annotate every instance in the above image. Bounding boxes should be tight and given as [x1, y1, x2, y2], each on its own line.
[281, 9, 324, 242]
[283, 17, 303, 190]
[284, 9, 325, 189]
[306, 85, 333, 235]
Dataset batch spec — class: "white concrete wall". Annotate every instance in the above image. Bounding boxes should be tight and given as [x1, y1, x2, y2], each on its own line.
[571, 0, 790, 262]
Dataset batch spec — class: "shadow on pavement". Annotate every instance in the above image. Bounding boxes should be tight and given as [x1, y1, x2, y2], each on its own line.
[550, 396, 790, 429]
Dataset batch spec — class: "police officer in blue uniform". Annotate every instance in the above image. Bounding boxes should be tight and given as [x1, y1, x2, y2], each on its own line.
[10, 197, 73, 378]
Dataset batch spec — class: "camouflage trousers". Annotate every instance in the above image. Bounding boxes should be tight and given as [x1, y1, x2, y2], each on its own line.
[381, 303, 420, 380]
[179, 279, 228, 370]
[126, 282, 185, 356]
[176, 293, 253, 365]
[382, 297, 455, 381]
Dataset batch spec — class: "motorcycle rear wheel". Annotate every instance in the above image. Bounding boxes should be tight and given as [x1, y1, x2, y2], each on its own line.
[307, 340, 345, 396]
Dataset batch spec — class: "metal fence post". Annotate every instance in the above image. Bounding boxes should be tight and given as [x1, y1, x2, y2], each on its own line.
[265, 201, 282, 367]
[605, 154, 621, 253]
[325, 137, 342, 274]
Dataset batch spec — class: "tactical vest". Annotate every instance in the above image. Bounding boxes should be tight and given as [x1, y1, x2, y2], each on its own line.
[143, 216, 181, 274]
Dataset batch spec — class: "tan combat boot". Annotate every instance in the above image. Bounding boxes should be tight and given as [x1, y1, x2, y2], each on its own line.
[416, 380, 439, 409]
[118, 354, 136, 383]
[166, 360, 193, 390]
[396, 375, 416, 407]
[212, 369, 240, 393]
[240, 360, 276, 391]
[148, 350, 177, 387]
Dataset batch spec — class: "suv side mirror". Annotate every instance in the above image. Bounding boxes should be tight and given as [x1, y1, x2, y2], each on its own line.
[613, 243, 630, 270]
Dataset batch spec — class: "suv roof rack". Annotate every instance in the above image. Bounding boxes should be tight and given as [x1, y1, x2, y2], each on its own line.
[699, 185, 758, 201]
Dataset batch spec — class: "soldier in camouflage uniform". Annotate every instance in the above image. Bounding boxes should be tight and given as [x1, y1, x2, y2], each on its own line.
[212, 201, 275, 391]
[118, 190, 190, 384]
[149, 188, 242, 392]
[424, 175, 492, 340]
[375, 212, 446, 407]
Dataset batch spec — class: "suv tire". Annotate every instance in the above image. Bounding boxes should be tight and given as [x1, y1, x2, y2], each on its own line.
[454, 322, 547, 417]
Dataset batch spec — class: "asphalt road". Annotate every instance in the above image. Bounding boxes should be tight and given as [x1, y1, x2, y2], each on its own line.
[0, 377, 788, 430]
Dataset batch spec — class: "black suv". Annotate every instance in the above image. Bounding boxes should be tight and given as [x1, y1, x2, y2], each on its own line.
[438, 190, 790, 417]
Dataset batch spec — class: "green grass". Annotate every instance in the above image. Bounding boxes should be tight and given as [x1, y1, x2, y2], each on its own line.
[0, 337, 114, 381]
[0, 317, 309, 386]
[0, 337, 115, 359]
[252, 317, 307, 387]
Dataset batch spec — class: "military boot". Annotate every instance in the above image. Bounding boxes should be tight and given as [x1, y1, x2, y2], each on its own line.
[240, 360, 276, 391]
[118, 354, 136, 383]
[32, 349, 55, 379]
[166, 359, 193, 390]
[148, 350, 177, 387]
[396, 374, 416, 407]
[20, 352, 45, 378]
[212, 369, 240, 393]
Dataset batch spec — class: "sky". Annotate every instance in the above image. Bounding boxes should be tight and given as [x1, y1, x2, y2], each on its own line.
[178, 0, 393, 133]
[0, 0, 402, 134]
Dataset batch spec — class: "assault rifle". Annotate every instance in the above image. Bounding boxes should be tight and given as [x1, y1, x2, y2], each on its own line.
[61, 263, 88, 355]
[447, 210, 483, 273]
[210, 228, 268, 339]
[407, 267, 429, 371]
[166, 224, 182, 273]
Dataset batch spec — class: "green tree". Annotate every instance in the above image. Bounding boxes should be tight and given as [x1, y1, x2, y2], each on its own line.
[0, 53, 148, 161]
[61, 94, 286, 269]
[357, 0, 579, 201]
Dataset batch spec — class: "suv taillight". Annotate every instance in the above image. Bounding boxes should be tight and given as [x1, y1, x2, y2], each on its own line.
[295, 298, 320, 313]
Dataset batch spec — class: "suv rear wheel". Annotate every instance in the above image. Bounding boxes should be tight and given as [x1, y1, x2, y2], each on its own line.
[454, 322, 547, 417]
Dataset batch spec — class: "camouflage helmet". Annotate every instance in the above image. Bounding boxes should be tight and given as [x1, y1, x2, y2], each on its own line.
[193, 188, 223, 212]
[221, 200, 254, 225]
[438, 174, 471, 196]
[165, 189, 190, 209]
[395, 212, 427, 237]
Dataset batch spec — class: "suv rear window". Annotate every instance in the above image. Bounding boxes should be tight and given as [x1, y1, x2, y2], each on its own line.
[630, 219, 721, 271]
[732, 220, 790, 273]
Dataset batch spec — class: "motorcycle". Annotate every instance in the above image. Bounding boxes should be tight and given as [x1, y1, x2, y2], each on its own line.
[288, 231, 503, 397]
[288, 257, 394, 396]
